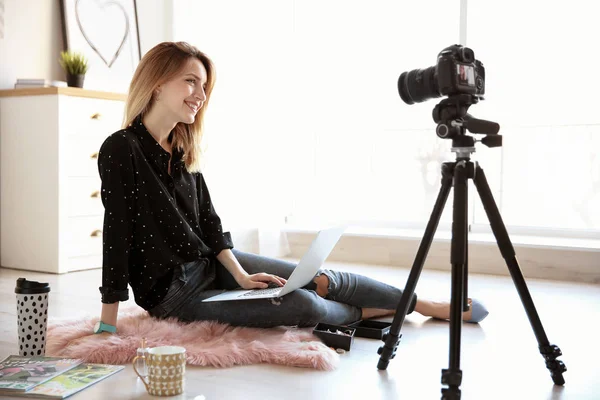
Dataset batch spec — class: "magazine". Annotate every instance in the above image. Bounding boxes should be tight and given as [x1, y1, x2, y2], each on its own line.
[10, 364, 125, 399]
[0, 356, 82, 393]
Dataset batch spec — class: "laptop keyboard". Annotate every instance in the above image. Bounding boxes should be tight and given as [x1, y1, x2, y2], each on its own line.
[240, 287, 282, 297]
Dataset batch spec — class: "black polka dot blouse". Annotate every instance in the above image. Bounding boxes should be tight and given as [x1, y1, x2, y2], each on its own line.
[97, 116, 233, 310]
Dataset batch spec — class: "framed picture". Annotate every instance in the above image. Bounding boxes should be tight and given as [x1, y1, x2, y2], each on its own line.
[59, 0, 141, 93]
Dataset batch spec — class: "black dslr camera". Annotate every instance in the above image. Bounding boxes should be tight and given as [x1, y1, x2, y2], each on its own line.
[396, 44, 499, 144]
[398, 44, 485, 105]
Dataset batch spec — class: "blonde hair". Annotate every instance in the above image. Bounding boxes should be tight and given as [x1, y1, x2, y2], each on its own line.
[123, 41, 216, 173]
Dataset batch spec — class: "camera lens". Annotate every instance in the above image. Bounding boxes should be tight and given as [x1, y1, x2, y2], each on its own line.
[397, 66, 440, 105]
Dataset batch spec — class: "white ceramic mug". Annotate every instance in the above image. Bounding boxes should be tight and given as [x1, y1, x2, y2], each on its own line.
[133, 345, 186, 396]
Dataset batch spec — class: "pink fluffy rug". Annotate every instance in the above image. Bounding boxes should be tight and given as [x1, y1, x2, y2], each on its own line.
[46, 307, 339, 370]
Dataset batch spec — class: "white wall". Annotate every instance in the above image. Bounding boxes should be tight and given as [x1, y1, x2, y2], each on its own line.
[0, 0, 172, 90]
[0, 0, 62, 89]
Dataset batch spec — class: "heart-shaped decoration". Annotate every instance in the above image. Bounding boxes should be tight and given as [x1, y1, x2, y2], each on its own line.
[74, 0, 130, 68]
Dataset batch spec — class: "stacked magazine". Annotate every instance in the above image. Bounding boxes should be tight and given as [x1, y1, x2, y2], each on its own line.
[0, 355, 124, 399]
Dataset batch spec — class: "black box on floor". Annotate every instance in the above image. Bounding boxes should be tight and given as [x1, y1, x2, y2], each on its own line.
[347, 320, 392, 340]
[313, 323, 355, 351]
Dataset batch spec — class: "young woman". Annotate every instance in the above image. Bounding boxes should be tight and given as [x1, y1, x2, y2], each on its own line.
[94, 42, 488, 335]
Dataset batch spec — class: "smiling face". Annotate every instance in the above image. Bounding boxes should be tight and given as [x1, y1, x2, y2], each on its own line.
[154, 57, 208, 125]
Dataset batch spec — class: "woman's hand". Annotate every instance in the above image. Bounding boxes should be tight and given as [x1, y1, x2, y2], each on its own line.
[236, 273, 287, 290]
[215, 250, 287, 289]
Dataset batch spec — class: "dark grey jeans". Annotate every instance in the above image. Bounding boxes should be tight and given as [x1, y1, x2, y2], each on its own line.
[148, 249, 417, 328]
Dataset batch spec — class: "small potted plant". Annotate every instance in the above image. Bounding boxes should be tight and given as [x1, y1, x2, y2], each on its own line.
[59, 51, 89, 88]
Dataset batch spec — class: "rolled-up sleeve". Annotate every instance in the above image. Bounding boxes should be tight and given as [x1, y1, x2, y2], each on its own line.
[97, 133, 136, 303]
[197, 173, 234, 255]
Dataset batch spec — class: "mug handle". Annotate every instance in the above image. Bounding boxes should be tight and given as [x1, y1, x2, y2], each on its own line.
[132, 355, 149, 391]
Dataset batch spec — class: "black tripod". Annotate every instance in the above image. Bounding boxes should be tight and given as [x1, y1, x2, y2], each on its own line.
[376, 95, 567, 399]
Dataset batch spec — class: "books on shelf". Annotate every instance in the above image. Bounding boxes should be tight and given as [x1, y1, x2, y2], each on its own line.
[0, 355, 124, 399]
[14, 79, 68, 89]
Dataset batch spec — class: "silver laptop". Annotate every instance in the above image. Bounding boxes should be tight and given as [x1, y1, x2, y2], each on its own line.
[202, 226, 346, 302]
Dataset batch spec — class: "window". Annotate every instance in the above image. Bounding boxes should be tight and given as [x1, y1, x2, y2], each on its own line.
[287, 0, 460, 228]
[467, 0, 600, 233]
[174, 1, 599, 238]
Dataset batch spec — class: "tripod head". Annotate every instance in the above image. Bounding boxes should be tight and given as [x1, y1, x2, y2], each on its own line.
[433, 94, 502, 156]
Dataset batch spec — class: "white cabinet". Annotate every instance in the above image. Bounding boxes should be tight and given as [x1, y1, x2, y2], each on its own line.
[0, 88, 126, 273]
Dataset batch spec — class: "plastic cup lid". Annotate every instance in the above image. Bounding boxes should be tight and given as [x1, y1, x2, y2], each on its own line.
[15, 278, 51, 294]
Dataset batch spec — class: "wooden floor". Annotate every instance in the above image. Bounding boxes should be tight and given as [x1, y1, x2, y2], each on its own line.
[1, 260, 598, 400]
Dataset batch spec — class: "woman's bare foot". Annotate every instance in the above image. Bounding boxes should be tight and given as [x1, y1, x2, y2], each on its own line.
[361, 299, 473, 321]
[414, 298, 474, 321]
[361, 298, 488, 322]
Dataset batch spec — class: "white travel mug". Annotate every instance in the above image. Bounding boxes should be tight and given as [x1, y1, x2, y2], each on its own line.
[15, 278, 51, 357]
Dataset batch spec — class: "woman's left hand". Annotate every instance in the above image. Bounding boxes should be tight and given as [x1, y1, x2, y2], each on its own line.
[236, 273, 287, 290]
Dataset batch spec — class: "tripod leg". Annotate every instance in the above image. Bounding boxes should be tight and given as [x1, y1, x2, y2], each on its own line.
[472, 163, 567, 385]
[441, 160, 469, 400]
[377, 162, 454, 370]
[463, 226, 469, 312]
